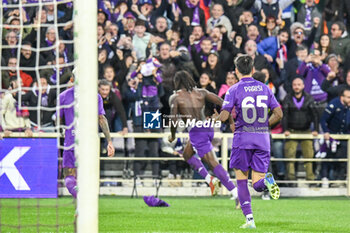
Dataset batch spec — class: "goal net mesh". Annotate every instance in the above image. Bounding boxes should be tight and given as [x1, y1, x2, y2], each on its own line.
[0, 0, 77, 232]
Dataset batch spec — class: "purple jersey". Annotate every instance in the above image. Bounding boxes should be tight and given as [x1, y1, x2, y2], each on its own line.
[58, 87, 105, 148]
[222, 77, 279, 151]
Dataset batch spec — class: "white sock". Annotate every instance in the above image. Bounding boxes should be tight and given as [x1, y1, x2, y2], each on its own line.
[205, 174, 212, 184]
[231, 187, 238, 199]
[246, 214, 254, 223]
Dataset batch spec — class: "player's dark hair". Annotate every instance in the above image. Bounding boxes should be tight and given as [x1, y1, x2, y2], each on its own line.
[234, 55, 254, 76]
[252, 71, 266, 83]
[340, 87, 350, 96]
[174, 70, 196, 91]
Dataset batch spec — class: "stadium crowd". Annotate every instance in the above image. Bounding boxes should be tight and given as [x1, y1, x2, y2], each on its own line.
[1, 0, 350, 187]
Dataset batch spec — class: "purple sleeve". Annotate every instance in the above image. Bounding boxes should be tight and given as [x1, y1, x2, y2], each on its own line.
[320, 64, 330, 76]
[98, 94, 105, 115]
[268, 88, 279, 111]
[296, 62, 308, 77]
[58, 93, 64, 118]
[221, 88, 234, 113]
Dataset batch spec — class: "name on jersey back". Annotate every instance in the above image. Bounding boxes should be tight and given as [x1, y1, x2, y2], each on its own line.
[244, 85, 263, 92]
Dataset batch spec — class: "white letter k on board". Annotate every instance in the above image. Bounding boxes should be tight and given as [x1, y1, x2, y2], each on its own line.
[0, 147, 31, 190]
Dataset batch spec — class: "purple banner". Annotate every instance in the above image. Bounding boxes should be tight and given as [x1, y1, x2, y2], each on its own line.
[0, 138, 58, 198]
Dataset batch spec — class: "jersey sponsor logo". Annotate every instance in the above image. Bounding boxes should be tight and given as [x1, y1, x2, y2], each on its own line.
[244, 85, 263, 92]
[143, 110, 162, 129]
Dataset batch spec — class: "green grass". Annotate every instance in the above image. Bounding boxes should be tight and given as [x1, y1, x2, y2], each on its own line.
[1, 196, 350, 232]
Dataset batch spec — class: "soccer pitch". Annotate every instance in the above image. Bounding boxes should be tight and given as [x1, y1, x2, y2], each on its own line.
[1, 196, 350, 232]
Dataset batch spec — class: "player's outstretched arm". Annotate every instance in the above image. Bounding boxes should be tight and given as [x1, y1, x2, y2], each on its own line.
[201, 89, 224, 107]
[168, 93, 178, 142]
[269, 106, 283, 127]
[98, 114, 115, 157]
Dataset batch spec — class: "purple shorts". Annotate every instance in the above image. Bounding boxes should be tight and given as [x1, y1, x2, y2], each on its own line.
[230, 148, 270, 173]
[189, 125, 214, 158]
[62, 150, 76, 168]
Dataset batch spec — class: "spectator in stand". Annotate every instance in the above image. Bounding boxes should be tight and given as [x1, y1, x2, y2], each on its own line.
[295, 0, 322, 38]
[257, 28, 289, 65]
[98, 80, 128, 135]
[40, 26, 57, 64]
[206, 3, 232, 36]
[282, 77, 318, 184]
[260, 68, 277, 95]
[236, 10, 255, 38]
[245, 40, 275, 77]
[202, 50, 226, 89]
[21, 77, 56, 131]
[216, 0, 255, 37]
[325, 54, 344, 86]
[1, 57, 33, 89]
[198, 72, 217, 117]
[297, 52, 329, 117]
[218, 71, 239, 99]
[24, 8, 49, 45]
[2, 30, 18, 61]
[98, 48, 111, 79]
[259, 15, 284, 38]
[0, 76, 32, 137]
[19, 41, 46, 80]
[330, 21, 350, 65]
[186, 25, 205, 53]
[102, 65, 122, 98]
[316, 34, 332, 62]
[246, 24, 262, 44]
[287, 18, 319, 60]
[41, 54, 72, 85]
[190, 37, 213, 74]
[132, 19, 156, 60]
[177, 0, 206, 31]
[122, 12, 137, 36]
[151, 16, 168, 40]
[320, 88, 350, 182]
[322, 70, 350, 102]
[281, 45, 308, 93]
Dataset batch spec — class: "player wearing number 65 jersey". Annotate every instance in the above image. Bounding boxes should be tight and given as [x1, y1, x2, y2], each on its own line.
[214, 55, 283, 229]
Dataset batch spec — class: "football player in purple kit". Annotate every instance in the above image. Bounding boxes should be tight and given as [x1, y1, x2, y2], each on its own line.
[168, 70, 239, 205]
[57, 73, 115, 199]
[214, 55, 283, 229]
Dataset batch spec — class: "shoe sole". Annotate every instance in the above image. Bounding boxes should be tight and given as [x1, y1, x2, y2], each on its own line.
[265, 173, 280, 200]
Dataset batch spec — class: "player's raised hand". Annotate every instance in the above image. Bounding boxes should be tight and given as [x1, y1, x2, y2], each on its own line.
[230, 123, 235, 133]
[107, 141, 115, 157]
[211, 108, 219, 121]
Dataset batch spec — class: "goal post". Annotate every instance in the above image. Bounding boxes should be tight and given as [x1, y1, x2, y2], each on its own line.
[74, 0, 99, 232]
